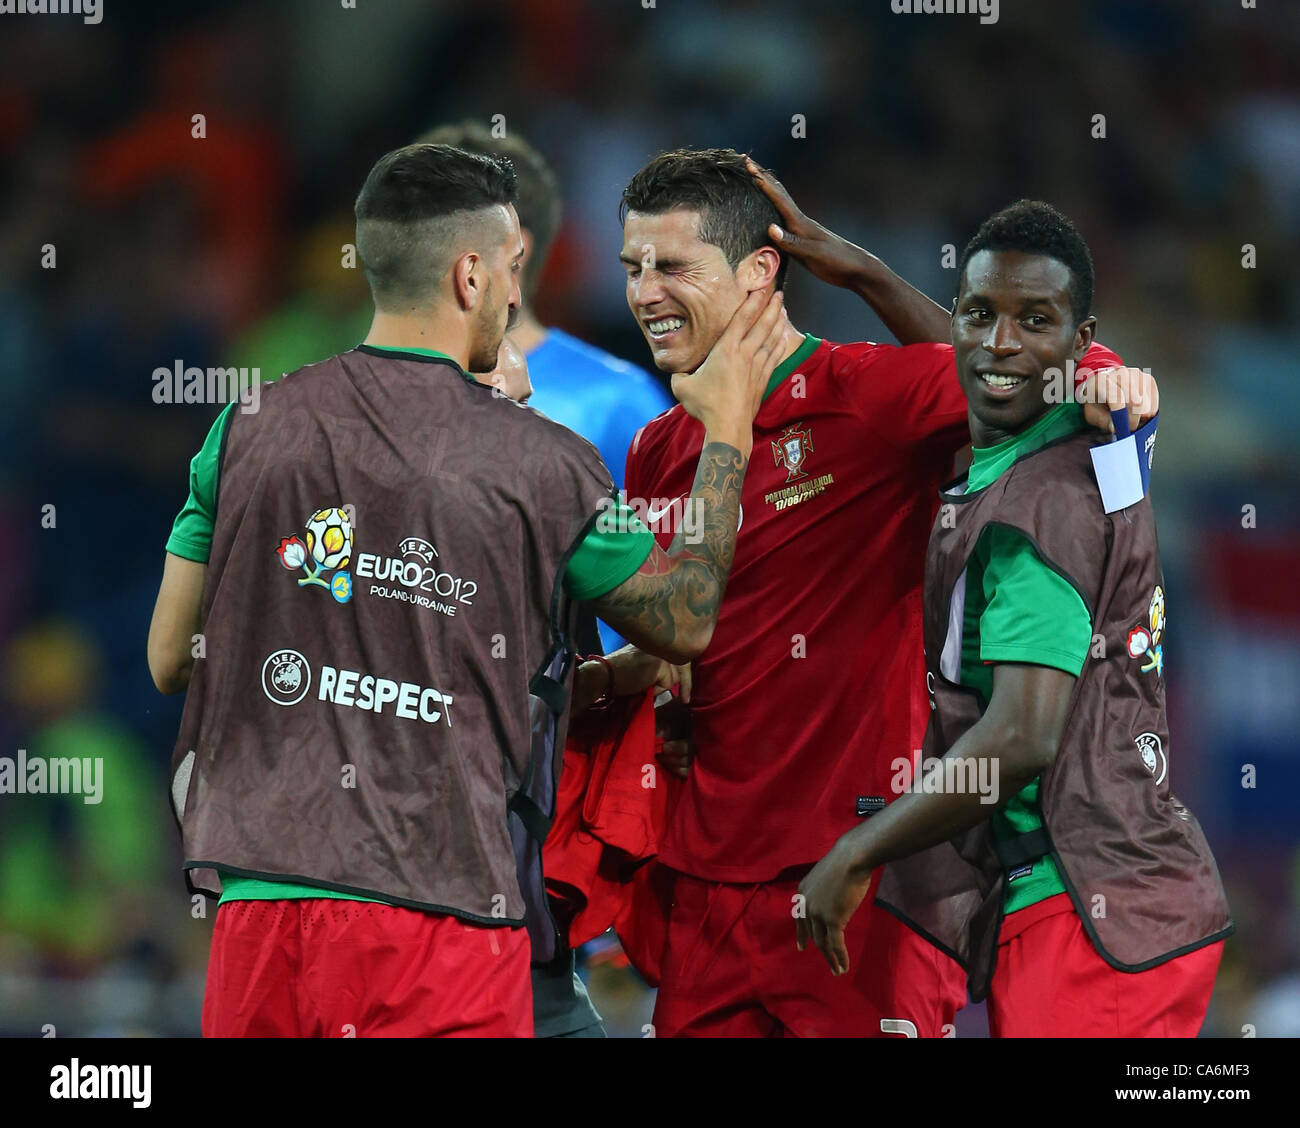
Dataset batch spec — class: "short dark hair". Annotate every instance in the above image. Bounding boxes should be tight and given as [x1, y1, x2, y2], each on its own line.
[620, 148, 788, 292]
[354, 143, 518, 309]
[416, 122, 561, 299]
[957, 200, 1094, 322]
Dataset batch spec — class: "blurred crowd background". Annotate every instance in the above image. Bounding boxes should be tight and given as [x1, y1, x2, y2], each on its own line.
[1, 0, 1297, 1037]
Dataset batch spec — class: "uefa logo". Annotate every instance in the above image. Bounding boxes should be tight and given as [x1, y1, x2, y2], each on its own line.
[262, 649, 311, 706]
[1135, 731, 1167, 786]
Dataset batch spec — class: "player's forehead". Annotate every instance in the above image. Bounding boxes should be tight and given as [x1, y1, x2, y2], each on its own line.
[481, 203, 523, 257]
[500, 340, 526, 373]
[491, 336, 526, 375]
[621, 207, 721, 263]
[961, 249, 1072, 308]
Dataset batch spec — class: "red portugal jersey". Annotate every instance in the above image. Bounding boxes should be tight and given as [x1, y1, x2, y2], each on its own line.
[625, 333, 1122, 882]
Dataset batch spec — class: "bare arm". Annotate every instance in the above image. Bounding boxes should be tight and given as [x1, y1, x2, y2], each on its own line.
[147, 552, 206, 694]
[797, 662, 1076, 974]
[749, 159, 1161, 435]
[591, 440, 747, 664]
[747, 157, 952, 345]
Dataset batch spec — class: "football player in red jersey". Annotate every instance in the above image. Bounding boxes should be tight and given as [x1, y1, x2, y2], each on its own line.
[616, 148, 1155, 1038]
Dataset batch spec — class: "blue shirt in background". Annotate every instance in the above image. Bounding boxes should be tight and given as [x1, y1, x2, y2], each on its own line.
[525, 327, 673, 652]
[525, 328, 671, 491]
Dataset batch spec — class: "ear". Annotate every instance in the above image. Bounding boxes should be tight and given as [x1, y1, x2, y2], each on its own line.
[1072, 315, 1097, 361]
[452, 251, 482, 311]
[739, 245, 782, 293]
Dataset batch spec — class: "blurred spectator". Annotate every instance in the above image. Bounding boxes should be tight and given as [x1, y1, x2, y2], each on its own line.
[0, 625, 165, 961]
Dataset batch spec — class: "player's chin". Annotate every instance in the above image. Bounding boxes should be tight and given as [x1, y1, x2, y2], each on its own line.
[968, 383, 1044, 433]
[476, 330, 508, 373]
[648, 340, 697, 375]
[471, 347, 501, 374]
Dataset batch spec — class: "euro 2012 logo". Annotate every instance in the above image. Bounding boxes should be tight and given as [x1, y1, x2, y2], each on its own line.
[276, 507, 354, 603]
[1125, 585, 1165, 677]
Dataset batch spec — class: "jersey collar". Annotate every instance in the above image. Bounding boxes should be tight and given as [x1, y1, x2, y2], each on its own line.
[357, 343, 480, 385]
[967, 402, 1087, 493]
[762, 333, 822, 403]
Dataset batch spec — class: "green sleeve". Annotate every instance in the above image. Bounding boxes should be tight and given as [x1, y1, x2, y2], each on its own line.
[563, 500, 655, 601]
[164, 403, 235, 564]
[978, 525, 1092, 674]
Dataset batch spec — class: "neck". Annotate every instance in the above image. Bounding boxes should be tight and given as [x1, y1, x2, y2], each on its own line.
[772, 318, 806, 367]
[968, 412, 1003, 448]
[508, 306, 547, 354]
[673, 316, 804, 401]
[364, 308, 469, 369]
[969, 404, 1055, 449]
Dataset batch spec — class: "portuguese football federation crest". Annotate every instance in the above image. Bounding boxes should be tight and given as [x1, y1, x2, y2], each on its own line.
[276, 506, 354, 603]
[772, 423, 814, 483]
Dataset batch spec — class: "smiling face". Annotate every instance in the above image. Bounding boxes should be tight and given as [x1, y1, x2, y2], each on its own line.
[952, 249, 1096, 445]
[621, 208, 750, 375]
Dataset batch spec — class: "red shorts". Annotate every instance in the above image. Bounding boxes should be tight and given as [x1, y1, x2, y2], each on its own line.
[988, 893, 1223, 1037]
[652, 870, 967, 1037]
[202, 899, 533, 1037]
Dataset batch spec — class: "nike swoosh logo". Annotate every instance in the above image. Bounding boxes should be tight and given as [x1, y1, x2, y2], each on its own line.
[645, 499, 744, 529]
[646, 500, 681, 522]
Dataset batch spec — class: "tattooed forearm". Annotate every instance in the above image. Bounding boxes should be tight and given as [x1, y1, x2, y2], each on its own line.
[592, 441, 748, 664]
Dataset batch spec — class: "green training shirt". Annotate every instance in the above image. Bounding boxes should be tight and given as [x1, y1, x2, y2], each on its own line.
[959, 402, 1094, 914]
[165, 344, 654, 905]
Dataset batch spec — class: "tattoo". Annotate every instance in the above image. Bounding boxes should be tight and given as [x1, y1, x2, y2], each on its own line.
[592, 442, 747, 657]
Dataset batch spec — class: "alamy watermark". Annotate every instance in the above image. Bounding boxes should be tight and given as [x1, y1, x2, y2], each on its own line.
[0, 0, 102, 24]
[892, 752, 1000, 805]
[1045, 360, 1154, 412]
[596, 491, 704, 543]
[50, 1059, 150, 1109]
[0, 749, 103, 804]
[152, 361, 261, 413]
[891, 0, 998, 26]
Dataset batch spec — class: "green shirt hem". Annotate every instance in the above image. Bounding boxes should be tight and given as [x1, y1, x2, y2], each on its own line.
[564, 527, 655, 601]
[979, 641, 1088, 676]
[164, 535, 211, 564]
[218, 873, 385, 905]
